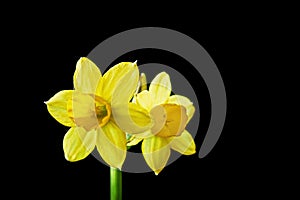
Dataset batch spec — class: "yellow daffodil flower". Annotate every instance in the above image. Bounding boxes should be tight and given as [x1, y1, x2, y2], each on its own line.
[45, 57, 151, 169]
[128, 72, 196, 175]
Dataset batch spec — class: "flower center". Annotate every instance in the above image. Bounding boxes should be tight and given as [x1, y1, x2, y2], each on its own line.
[94, 95, 111, 127]
[150, 104, 188, 137]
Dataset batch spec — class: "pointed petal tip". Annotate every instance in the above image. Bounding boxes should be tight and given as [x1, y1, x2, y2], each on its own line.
[64, 153, 72, 162]
[64, 152, 83, 162]
[160, 71, 168, 75]
[132, 60, 138, 68]
[187, 149, 196, 155]
[64, 151, 73, 161]
[44, 99, 53, 105]
[77, 57, 89, 66]
[154, 169, 163, 175]
[77, 57, 83, 63]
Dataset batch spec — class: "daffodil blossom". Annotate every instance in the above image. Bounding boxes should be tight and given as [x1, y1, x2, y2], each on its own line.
[128, 72, 196, 175]
[45, 57, 151, 169]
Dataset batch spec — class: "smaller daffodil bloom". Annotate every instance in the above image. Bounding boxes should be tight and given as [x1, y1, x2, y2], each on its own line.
[45, 57, 152, 169]
[128, 72, 196, 175]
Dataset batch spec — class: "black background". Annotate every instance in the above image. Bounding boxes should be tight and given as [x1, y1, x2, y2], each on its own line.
[7, 9, 281, 199]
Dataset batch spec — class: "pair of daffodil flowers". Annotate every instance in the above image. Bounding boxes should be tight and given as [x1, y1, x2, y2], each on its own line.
[45, 57, 196, 175]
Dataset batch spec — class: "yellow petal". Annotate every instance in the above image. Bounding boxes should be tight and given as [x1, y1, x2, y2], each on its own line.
[97, 62, 138, 103]
[136, 90, 153, 111]
[68, 92, 98, 130]
[45, 90, 75, 127]
[168, 130, 196, 155]
[142, 136, 171, 175]
[112, 103, 153, 135]
[127, 136, 143, 146]
[167, 95, 195, 122]
[149, 72, 171, 105]
[73, 57, 102, 94]
[96, 121, 127, 169]
[140, 72, 148, 91]
[63, 127, 96, 161]
[111, 63, 139, 104]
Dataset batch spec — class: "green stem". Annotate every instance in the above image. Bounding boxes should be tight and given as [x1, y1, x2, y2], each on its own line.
[110, 167, 122, 200]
